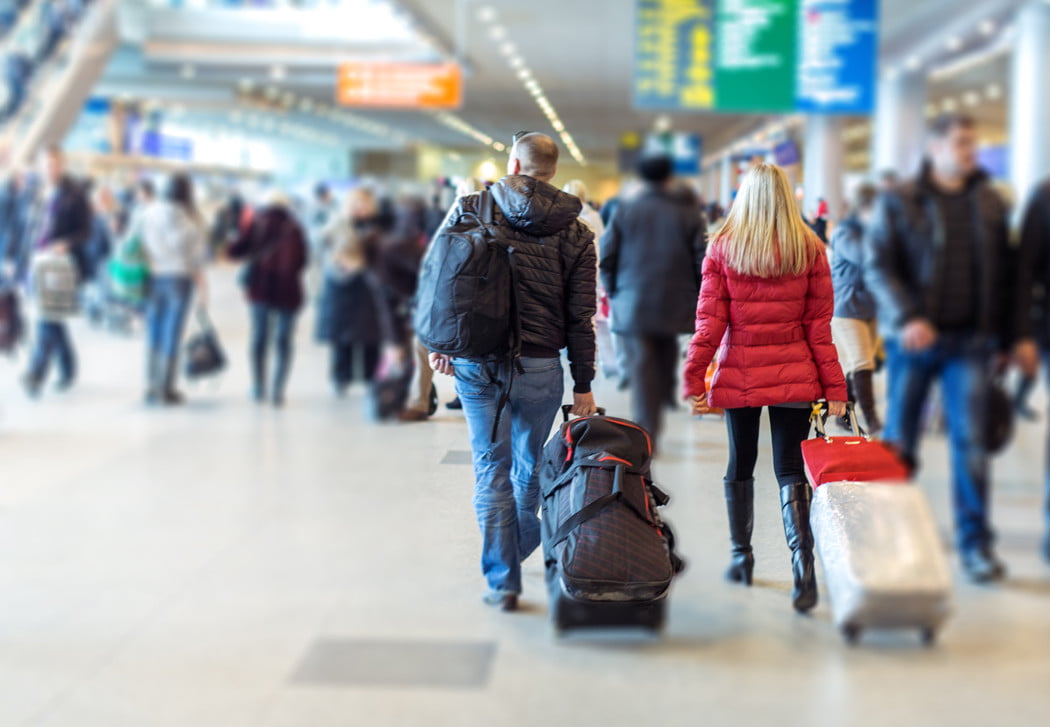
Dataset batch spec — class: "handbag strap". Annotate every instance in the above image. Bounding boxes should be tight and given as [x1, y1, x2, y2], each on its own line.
[810, 401, 868, 442]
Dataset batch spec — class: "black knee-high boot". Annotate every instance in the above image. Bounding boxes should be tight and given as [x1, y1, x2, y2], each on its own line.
[780, 482, 818, 613]
[851, 369, 882, 435]
[724, 478, 755, 585]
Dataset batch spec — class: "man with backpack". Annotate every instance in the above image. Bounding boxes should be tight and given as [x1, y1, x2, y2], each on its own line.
[421, 132, 599, 612]
[22, 145, 91, 397]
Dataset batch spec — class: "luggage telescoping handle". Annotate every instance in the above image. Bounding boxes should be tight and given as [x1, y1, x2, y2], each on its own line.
[561, 404, 607, 423]
[811, 401, 868, 442]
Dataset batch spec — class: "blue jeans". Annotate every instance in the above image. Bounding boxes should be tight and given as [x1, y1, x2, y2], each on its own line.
[250, 304, 297, 400]
[884, 334, 994, 551]
[146, 276, 194, 360]
[28, 320, 75, 385]
[455, 356, 565, 596]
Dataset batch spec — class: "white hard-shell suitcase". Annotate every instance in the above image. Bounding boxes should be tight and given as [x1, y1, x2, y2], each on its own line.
[811, 481, 953, 646]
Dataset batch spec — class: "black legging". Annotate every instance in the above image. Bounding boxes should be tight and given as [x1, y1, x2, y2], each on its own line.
[725, 406, 813, 486]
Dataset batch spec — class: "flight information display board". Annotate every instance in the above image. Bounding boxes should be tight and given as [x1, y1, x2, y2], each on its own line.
[634, 0, 878, 114]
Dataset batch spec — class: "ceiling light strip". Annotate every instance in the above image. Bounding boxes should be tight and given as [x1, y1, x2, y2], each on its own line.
[476, 5, 586, 166]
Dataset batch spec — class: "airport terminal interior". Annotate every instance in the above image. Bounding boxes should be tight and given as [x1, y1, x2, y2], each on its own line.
[1, 0, 1050, 725]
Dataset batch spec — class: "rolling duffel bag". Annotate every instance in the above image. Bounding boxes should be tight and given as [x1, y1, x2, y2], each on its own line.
[540, 407, 684, 633]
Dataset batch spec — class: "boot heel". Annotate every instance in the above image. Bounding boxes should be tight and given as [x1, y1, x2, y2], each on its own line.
[726, 553, 755, 586]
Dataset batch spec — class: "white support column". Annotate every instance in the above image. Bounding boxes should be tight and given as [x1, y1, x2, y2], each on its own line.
[1010, 0, 1050, 210]
[803, 115, 846, 221]
[871, 70, 926, 178]
[720, 155, 734, 208]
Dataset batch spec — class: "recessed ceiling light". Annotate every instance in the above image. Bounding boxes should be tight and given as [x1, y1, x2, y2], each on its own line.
[986, 83, 1002, 99]
[517, 68, 532, 81]
[500, 42, 516, 56]
[488, 25, 506, 40]
[905, 56, 922, 71]
[946, 36, 962, 51]
[979, 19, 995, 35]
[477, 5, 497, 23]
[963, 90, 980, 106]
[509, 56, 524, 69]
[270, 65, 286, 81]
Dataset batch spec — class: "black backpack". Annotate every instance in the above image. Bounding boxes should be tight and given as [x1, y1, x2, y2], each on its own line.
[413, 190, 518, 359]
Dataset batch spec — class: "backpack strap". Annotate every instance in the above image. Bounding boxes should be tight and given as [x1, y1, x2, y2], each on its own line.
[479, 188, 495, 226]
[547, 465, 654, 550]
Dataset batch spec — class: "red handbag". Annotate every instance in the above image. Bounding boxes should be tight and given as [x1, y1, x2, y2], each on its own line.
[801, 403, 911, 488]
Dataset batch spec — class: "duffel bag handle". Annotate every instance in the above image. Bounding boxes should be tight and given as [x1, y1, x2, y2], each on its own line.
[561, 404, 607, 423]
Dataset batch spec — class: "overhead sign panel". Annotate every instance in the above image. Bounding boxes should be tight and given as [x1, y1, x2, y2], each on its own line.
[795, 0, 878, 113]
[336, 62, 462, 110]
[633, 0, 878, 114]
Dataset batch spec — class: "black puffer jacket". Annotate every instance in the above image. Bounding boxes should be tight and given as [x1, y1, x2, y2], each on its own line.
[863, 165, 1012, 344]
[442, 175, 597, 392]
[1016, 179, 1050, 346]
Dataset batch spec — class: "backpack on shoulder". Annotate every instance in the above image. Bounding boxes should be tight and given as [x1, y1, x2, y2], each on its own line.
[413, 190, 518, 359]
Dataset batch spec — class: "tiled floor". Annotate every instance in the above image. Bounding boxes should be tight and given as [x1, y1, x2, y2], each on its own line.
[1, 267, 1049, 726]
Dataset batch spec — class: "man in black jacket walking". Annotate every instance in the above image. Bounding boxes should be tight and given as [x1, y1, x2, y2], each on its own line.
[428, 133, 598, 612]
[599, 155, 706, 447]
[1014, 177, 1050, 563]
[23, 145, 92, 396]
[864, 114, 1016, 582]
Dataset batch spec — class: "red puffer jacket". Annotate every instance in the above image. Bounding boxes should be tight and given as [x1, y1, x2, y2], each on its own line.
[682, 239, 847, 408]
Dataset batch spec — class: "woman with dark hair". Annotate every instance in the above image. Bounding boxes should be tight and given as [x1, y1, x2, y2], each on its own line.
[229, 190, 308, 407]
[140, 173, 208, 405]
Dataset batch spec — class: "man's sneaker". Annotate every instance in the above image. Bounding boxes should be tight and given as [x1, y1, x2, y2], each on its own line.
[446, 396, 463, 411]
[483, 592, 519, 612]
[961, 546, 1007, 583]
[55, 378, 74, 393]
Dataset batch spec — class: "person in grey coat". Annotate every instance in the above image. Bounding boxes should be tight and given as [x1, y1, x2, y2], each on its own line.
[599, 155, 706, 445]
[829, 183, 881, 434]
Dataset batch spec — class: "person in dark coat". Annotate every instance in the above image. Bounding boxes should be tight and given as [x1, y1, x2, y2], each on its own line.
[599, 154, 706, 445]
[377, 196, 429, 421]
[1013, 176, 1050, 564]
[228, 194, 308, 407]
[22, 146, 91, 397]
[314, 189, 390, 395]
[864, 113, 1014, 583]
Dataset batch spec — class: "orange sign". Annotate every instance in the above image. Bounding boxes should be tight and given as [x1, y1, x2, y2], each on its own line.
[336, 62, 462, 109]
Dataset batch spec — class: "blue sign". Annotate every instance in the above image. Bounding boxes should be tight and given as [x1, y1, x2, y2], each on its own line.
[795, 0, 879, 113]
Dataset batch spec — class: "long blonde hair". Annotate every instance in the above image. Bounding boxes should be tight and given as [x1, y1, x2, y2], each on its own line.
[715, 163, 820, 278]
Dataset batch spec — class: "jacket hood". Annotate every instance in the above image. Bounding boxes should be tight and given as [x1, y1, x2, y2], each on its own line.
[490, 175, 583, 237]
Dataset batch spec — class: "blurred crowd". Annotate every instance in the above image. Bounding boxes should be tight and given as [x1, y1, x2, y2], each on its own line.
[1, 0, 91, 122]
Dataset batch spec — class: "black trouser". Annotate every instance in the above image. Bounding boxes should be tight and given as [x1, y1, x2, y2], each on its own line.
[623, 334, 679, 442]
[725, 406, 812, 486]
[332, 342, 381, 387]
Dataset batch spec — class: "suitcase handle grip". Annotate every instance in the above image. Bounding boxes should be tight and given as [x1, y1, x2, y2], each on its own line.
[561, 405, 607, 422]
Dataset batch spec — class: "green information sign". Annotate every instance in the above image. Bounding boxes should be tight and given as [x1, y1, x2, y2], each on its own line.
[714, 0, 798, 112]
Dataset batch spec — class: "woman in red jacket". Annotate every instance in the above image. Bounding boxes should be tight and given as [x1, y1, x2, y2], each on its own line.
[683, 163, 848, 613]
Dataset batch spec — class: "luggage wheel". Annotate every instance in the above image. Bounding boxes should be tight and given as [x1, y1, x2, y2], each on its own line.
[841, 624, 862, 645]
[920, 627, 937, 647]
